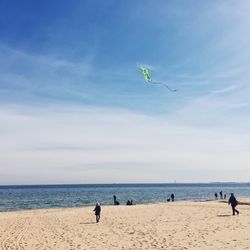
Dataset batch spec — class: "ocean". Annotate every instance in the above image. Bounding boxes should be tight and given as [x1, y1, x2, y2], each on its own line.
[0, 183, 250, 212]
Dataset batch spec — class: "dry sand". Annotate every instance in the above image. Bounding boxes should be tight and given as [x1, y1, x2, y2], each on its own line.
[0, 198, 250, 250]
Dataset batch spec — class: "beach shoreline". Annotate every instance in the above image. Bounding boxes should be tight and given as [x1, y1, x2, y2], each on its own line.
[0, 199, 228, 214]
[1, 195, 250, 214]
[0, 198, 249, 249]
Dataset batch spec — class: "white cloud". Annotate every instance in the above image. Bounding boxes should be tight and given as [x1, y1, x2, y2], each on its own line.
[0, 104, 250, 184]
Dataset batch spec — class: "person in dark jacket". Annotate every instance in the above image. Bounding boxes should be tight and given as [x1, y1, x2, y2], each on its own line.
[126, 200, 132, 205]
[228, 193, 239, 215]
[219, 190, 223, 199]
[171, 193, 175, 202]
[214, 192, 218, 200]
[113, 195, 120, 205]
[93, 202, 101, 223]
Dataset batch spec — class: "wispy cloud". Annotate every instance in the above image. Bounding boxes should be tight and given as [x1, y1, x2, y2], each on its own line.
[211, 85, 238, 94]
[0, 44, 93, 102]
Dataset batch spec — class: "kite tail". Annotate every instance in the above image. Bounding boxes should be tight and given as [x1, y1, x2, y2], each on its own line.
[150, 81, 178, 92]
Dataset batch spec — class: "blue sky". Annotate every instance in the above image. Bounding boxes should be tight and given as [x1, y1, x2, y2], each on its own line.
[0, 0, 250, 184]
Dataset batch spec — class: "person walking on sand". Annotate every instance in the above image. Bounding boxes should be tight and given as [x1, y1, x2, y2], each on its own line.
[93, 202, 101, 223]
[228, 193, 239, 216]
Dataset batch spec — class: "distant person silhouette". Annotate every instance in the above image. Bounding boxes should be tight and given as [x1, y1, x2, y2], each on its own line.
[113, 195, 120, 205]
[214, 192, 218, 200]
[171, 193, 175, 202]
[224, 194, 226, 199]
[93, 202, 101, 223]
[219, 191, 223, 199]
[126, 200, 132, 205]
[126, 199, 135, 205]
[228, 193, 239, 216]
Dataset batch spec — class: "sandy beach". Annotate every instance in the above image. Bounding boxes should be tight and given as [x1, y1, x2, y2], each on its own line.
[0, 199, 249, 250]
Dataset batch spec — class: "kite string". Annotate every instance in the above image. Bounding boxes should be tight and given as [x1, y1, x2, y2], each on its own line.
[139, 66, 177, 92]
[150, 80, 178, 92]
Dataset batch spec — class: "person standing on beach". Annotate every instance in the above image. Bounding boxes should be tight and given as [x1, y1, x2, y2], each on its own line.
[171, 193, 175, 202]
[93, 202, 101, 223]
[113, 195, 120, 205]
[228, 193, 239, 215]
[219, 191, 223, 199]
[214, 192, 218, 200]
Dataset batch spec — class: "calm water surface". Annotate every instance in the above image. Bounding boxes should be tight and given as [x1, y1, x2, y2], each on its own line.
[0, 183, 250, 212]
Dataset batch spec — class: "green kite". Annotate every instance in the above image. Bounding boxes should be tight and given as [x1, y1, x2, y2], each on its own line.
[139, 66, 177, 92]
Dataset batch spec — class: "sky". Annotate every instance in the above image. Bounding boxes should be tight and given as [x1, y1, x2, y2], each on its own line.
[0, 0, 250, 184]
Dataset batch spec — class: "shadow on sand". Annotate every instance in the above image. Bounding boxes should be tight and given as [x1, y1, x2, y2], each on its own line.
[217, 214, 231, 217]
[80, 222, 96, 225]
